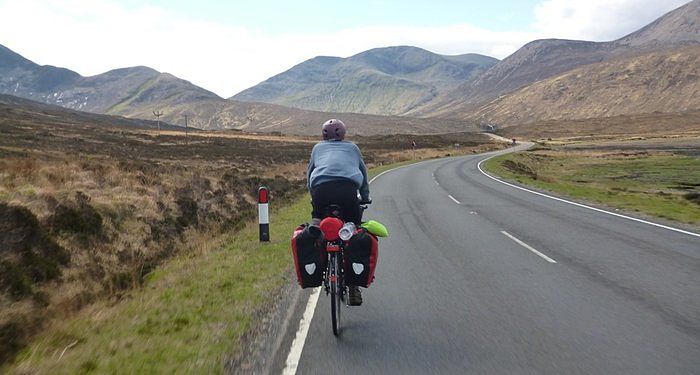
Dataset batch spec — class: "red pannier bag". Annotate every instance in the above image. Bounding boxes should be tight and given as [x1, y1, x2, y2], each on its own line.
[291, 224, 325, 288]
[344, 228, 379, 288]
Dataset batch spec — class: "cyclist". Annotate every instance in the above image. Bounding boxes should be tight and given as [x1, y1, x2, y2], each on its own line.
[307, 118, 370, 305]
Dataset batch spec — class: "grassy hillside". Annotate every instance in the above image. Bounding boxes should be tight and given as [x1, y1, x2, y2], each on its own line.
[414, 39, 614, 117]
[6, 197, 311, 374]
[232, 46, 497, 115]
[474, 46, 700, 126]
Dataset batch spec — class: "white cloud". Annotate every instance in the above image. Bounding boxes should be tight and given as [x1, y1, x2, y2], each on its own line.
[533, 0, 690, 41]
[0, 0, 690, 97]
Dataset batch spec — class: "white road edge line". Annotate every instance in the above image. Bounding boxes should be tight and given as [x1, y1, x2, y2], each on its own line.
[501, 231, 557, 263]
[282, 288, 320, 375]
[282, 162, 413, 374]
[369, 162, 413, 184]
[448, 194, 461, 205]
[477, 155, 700, 239]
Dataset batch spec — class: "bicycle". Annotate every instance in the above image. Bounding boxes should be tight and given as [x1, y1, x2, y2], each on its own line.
[320, 201, 369, 336]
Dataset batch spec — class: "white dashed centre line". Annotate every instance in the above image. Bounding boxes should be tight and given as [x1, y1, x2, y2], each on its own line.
[448, 195, 461, 205]
[501, 231, 557, 263]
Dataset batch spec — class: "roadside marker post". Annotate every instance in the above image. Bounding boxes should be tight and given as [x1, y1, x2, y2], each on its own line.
[258, 186, 270, 242]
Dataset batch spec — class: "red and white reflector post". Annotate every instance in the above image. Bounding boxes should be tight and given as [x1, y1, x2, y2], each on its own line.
[258, 186, 270, 242]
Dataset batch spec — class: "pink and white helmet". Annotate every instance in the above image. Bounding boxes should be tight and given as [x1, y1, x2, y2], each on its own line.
[322, 119, 346, 141]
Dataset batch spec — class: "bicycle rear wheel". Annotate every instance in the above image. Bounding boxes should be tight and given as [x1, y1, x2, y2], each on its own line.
[330, 253, 342, 336]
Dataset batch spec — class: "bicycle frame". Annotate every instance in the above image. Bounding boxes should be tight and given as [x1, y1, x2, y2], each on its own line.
[324, 241, 345, 296]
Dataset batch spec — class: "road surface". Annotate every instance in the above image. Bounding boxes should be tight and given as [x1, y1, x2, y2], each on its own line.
[285, 145, 700, 374]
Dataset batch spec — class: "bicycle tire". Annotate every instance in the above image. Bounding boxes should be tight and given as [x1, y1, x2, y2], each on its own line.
[330, 253, 341, 336]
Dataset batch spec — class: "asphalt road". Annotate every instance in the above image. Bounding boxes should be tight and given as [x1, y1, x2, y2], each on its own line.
[290, 145, 700, 374]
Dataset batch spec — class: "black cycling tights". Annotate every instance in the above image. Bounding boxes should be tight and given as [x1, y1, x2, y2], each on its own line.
[310, 179, 362, 225]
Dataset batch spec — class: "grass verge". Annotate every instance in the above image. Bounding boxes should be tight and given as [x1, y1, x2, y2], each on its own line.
[6, 196, 307, 374]
[483, 150, 700, 226]
[4, 160, 419, 374]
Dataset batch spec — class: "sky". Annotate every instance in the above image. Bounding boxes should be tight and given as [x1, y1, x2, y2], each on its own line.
[0, 0, 691, 98]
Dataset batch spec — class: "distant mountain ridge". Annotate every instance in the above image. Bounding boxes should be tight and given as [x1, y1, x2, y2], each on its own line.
[232, 46, 498, 115]
[0, 47, 220, 115]
[0, 43, 481, 135]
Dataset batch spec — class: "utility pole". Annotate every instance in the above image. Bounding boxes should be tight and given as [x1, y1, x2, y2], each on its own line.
[184, 114, 189, 145]
[153, 110, 163, 136]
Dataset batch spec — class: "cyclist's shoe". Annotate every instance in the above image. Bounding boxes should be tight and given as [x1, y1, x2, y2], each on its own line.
[348, 286, 362, 306]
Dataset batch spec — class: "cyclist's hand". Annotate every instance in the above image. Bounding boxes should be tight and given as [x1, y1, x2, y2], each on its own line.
[360, 197, 372, 205]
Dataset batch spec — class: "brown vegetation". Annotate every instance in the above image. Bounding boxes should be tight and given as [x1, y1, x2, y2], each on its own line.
[498, 110, 700, 139]
[0, 122, 310, 364]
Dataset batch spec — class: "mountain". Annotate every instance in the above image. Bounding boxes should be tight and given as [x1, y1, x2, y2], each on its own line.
[0, 44, 81, 96]
[412, 39, 615, 117]
[231, 46, 498, 115]
[472, 45, 700, 126]
[415, 0, 700, 119]
[0, 45, 220, 115]
[0, 43, 482, 135]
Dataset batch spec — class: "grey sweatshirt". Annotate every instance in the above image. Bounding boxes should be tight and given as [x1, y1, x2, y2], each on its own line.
[307, 140, 370, 200]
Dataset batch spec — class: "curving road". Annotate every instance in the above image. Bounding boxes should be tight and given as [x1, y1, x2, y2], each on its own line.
[283, 146, 700, 374]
